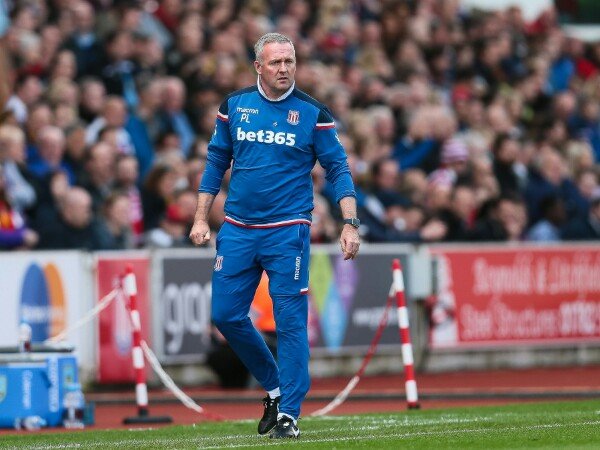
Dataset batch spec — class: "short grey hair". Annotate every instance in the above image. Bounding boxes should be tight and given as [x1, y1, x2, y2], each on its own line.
[254, 33, 295, 63]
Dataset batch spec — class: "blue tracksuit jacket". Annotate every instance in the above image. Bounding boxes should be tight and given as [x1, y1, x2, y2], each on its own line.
[199, 83, 355, 224]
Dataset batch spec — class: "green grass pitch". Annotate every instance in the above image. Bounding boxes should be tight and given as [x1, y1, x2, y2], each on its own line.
[2, 400, 599, 449]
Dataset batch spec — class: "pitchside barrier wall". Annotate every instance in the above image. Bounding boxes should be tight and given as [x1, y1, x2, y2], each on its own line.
[151, 245, 427, 365]
[0, 251, 95, 378]
[1, 243, 599, 384]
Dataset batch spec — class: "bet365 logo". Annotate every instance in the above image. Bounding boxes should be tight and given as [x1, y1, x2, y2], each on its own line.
[236, 127, 296, 146]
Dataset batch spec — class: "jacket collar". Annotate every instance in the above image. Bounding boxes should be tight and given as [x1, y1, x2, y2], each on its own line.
[257, 76, 295, 102]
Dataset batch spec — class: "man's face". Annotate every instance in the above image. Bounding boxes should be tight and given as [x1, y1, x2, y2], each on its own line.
[105, 100, 127, 127]
[498, 139, 519, 163]
[452, 187, 475, 221]
[89, 143, 115, 181]
[39, 133, 65, 165]
[64, 192, 92, 229]
[578, 172, 597, 199]
[376, 160, 399, 190]
[163, 82, 184, 112]
[21, 77, 42, 105]
[116, 158, 138, 186]
[254, 42, 296, 98]
[109, 196, 131, 228]
[82, 83, 105, 113]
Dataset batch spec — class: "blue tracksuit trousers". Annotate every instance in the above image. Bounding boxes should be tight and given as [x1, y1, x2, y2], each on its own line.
[211, 221, 311, 420]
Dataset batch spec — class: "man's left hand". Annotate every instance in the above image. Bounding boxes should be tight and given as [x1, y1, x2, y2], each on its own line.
[340, 225, 360, 260]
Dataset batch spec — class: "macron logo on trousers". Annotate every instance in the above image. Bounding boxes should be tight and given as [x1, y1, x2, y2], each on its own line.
[294, 257, 301, 280]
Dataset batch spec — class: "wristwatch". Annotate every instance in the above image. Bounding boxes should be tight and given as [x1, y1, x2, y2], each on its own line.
[343, 218, 361, 229]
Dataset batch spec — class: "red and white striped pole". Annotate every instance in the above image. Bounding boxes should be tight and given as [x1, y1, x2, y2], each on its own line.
[392, 259, 420, 409]
[122, 266, 171, 424]
[123, 266, 149, 417]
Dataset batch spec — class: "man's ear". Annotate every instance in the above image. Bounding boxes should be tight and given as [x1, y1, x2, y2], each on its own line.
[254, 60, 261, 75]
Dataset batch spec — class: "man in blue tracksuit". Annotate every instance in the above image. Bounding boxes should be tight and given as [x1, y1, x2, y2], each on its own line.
[190, 33, 361, 439]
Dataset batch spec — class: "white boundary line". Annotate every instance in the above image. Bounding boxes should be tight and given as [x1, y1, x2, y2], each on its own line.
[23, 420, 600, 449]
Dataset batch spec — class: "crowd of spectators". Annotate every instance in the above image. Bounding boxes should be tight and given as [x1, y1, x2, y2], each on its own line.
[1, 0, 600, 251]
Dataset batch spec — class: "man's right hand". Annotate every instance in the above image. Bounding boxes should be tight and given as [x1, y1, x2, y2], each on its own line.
[189, 220, 211, 246]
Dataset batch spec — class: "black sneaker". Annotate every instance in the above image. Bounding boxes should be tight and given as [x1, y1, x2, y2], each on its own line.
[269, 416, 300, 439]
[257, 396, 279, 435]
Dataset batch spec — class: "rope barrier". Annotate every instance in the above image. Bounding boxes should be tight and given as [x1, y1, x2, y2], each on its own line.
[310, 285, 395, 417]
[310, 259, 421, 416]
[140, 340, 225, 421]
[45, 288, 119, 343]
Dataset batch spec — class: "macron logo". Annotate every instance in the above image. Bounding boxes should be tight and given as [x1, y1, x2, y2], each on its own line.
[294, 256, 301, 280]
[236, 128, 296, 146]
[236, 107, 259, 114]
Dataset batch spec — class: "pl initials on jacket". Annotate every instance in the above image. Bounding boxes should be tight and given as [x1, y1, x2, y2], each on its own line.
[200, 82, 355, 228]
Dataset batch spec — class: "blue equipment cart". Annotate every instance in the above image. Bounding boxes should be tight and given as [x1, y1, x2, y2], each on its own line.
[0, 347, 79, 428]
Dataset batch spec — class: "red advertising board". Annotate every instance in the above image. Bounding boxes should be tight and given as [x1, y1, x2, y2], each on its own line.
[96, 255, 151, 383]
[429, 246, 600, 348]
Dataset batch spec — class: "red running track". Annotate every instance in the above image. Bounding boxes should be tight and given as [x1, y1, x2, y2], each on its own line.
[2, 365, 599, 434]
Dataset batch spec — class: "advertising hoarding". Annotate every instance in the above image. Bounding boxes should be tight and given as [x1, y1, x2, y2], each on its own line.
[429, 245, 600, 348]
[154, 246, 414, 362]
[0, 251, 93, 369]
[96, 253, 151, 383]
